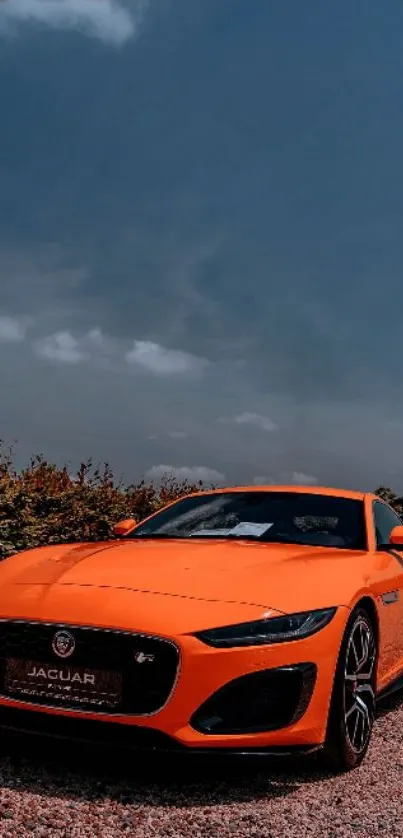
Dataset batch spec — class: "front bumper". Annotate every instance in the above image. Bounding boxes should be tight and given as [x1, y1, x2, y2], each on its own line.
[0, 606, 350, 751]
[0, 705, 321, 757]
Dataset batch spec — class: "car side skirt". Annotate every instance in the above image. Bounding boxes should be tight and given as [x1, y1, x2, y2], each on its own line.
[376, 673, 403, 702]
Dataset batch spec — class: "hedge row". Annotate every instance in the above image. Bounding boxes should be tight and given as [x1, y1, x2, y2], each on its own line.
[0, 445, 205, 558]
[0, 443, 400, 559]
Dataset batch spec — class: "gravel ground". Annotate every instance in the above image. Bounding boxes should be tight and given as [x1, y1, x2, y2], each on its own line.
[0, 693, 401, 838]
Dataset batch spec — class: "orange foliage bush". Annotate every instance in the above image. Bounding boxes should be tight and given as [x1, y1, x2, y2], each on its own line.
[0, 444, 205, 558]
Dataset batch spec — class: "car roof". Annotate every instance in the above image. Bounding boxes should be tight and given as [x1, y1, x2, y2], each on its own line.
[186, 485, 375, 502]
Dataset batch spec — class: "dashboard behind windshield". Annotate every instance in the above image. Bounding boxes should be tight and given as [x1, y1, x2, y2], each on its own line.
[129, 491, 367, 550]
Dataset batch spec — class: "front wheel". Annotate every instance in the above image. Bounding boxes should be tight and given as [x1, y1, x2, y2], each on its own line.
[321, 607, 377, 772]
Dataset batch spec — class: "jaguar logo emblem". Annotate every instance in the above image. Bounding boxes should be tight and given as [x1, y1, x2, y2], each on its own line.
[52, 630, 76, 659]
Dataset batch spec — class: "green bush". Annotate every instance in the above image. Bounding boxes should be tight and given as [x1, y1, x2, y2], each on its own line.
[0, 442, 400, 559]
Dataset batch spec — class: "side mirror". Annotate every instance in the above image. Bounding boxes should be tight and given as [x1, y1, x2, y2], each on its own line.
[389, 525, 403, 549]
[112, 517, 137, 536]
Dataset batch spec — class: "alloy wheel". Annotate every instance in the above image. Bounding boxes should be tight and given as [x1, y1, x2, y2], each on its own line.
[343, 616, 376, 754]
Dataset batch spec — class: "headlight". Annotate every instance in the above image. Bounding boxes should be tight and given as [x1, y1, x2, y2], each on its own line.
[194, 607, 337, 648]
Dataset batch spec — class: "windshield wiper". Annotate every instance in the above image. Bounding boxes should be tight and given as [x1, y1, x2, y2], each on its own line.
[125, 532, 344, 547]
[129, 532, 263, 541]
[187, 533, 262, 540]
[126, 533, 185, 540]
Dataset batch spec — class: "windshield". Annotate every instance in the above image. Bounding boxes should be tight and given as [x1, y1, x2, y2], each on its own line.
[129, 491, 367, 549]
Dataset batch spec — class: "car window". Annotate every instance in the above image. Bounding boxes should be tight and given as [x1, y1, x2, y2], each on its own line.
[373, 501, 402, 548]
[130, 491, 367, 549]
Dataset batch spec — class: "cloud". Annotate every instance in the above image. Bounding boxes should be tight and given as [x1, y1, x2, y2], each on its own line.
[85, 328, 104, 346]
[219, 412, 277, 432]
[22, 322, 208, 377]
[0, 315, 29, 342]
[289, 471, 318, 486]
[82, 327, 116, 359]
[252, 473, 318, 486]
[125, 340, 207, 376]
[33, 327, 118, 365]
[252, 475, 275, 485]
[145, 464, 225, 485]
[34, 330, 87, 363]
[0, 0, 146, 46]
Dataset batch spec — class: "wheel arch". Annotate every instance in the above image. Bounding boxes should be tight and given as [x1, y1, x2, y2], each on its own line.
[350, 595, 380, 691]
[353, 595, 379, 644]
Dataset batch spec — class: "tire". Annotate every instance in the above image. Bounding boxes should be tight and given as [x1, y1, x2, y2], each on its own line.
[320, 606, 377, 772]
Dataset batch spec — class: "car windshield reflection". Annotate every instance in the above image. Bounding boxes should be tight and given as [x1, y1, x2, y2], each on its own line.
[127, 491, 367, 550]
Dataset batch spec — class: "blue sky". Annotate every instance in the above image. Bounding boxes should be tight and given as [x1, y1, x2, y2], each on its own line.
[1, 0, 403, 490]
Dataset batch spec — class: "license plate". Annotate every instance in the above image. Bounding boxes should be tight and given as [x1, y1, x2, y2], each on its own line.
[3, 658, 123, 709]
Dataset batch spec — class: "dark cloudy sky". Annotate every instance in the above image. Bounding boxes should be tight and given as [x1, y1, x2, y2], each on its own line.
[1, 0, 403, 490]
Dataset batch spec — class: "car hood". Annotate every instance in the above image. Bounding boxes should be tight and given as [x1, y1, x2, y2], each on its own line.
[0, 538, 366, 635]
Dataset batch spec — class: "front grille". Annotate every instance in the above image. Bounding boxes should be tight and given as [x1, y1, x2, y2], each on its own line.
[0, 620, 179, 715]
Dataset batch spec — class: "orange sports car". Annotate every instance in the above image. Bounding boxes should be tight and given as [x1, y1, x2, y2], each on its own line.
[0, 484, 402, 772]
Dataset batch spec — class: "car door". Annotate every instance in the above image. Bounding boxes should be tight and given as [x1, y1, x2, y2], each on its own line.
[371, 500, 403, 686]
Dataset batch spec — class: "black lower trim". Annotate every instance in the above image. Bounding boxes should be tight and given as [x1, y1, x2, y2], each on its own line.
[0, 705, 320, 757]
[190, 663, 317, 735]
[376, 673, 403, 702]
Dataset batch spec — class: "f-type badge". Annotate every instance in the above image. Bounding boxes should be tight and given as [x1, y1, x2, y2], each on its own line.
[134, 651, 155, 664]
[52, 629, 76, 659]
